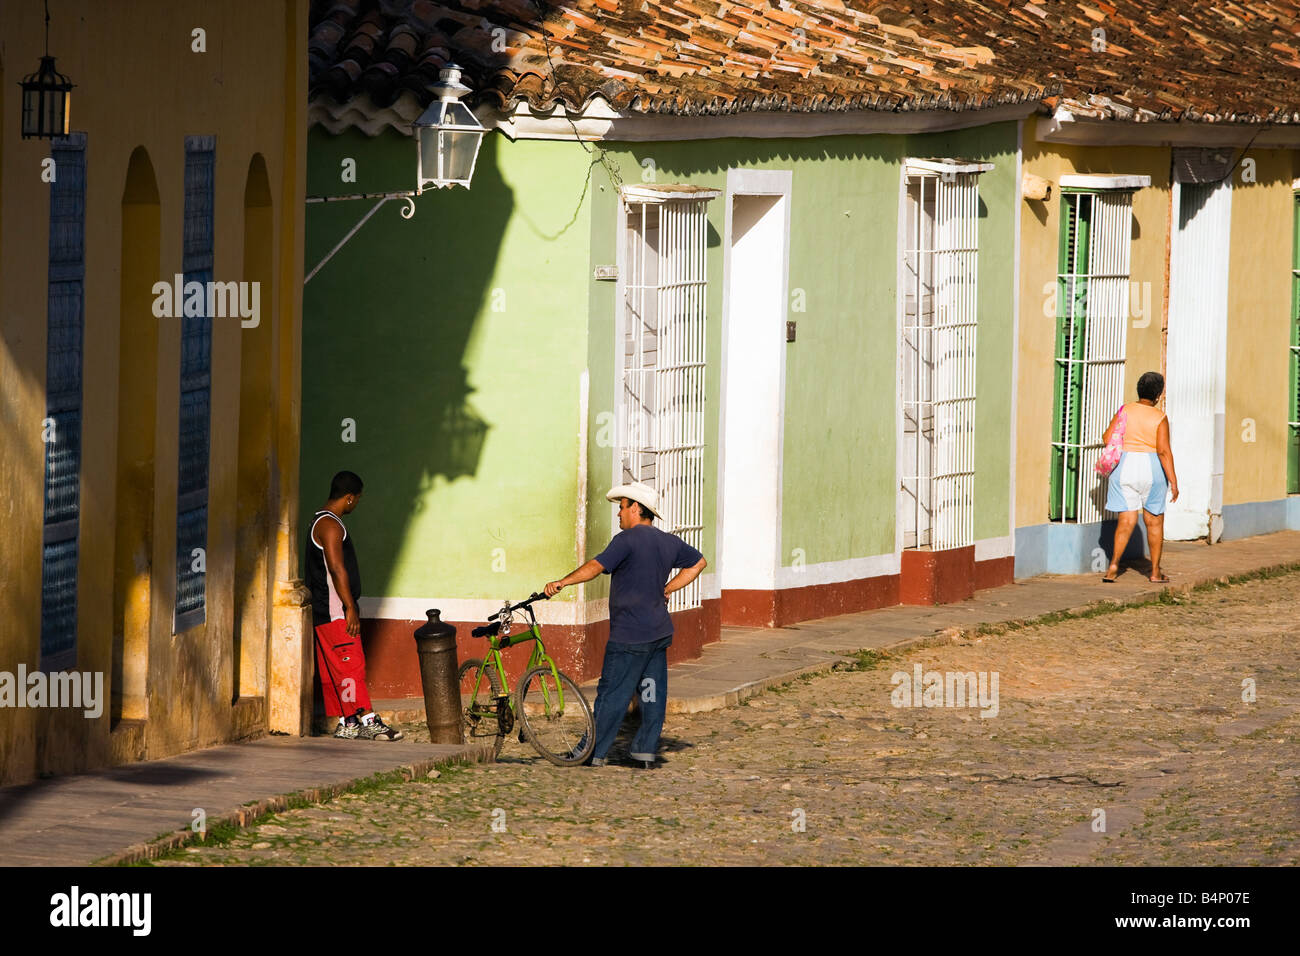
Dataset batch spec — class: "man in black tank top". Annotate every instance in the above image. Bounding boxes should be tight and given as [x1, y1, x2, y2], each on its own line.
[308, 471, 402, 741]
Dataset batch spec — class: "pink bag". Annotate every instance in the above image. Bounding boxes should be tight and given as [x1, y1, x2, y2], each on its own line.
[1095, 405, 1126, 475]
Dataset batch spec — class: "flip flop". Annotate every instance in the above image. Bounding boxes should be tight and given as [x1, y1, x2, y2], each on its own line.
[1102, 576, 1117, 583]
[1149, 575, 1170, 583]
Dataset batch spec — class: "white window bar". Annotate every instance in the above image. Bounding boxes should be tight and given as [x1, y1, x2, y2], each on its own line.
[1052, 191, 1134, 524]
[621, 191, 711, 612]
[902, 169, 980, 551]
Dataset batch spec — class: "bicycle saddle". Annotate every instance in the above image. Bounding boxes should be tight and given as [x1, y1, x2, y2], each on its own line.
[471, 621, 501, 638]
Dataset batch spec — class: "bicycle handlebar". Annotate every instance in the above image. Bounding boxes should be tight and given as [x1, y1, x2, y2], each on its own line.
[487, 591, 550, 622]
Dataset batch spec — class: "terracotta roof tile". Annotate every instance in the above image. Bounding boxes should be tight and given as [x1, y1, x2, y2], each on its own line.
[308, 0, 1300, 131]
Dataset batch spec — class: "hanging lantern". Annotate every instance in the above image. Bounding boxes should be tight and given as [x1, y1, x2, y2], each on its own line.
[413, 65, 485, 191]
[20, 56, 73, 139]
[19, 2, 74, 139]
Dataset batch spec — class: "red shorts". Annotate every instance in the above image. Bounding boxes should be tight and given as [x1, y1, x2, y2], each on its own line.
[314, 619, 372, 717]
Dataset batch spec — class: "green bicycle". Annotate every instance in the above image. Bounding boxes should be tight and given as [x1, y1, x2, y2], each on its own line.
[457, 591, 596, 767]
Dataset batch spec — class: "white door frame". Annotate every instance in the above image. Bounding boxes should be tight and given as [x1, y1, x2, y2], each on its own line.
[717, 169, 792, 596]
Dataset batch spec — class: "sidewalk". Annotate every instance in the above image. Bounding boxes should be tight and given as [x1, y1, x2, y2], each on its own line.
[0, 737, 492, 867]
[4, 530, 1297, 867]
[656, 531, 1300, 712]
[377, 530, 1300, 718]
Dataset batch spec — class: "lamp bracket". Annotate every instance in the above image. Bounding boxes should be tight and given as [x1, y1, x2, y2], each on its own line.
[304, 190, 417, 284]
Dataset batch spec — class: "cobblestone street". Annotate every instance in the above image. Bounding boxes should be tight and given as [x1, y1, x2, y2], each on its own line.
[154, 572, 1300, 866]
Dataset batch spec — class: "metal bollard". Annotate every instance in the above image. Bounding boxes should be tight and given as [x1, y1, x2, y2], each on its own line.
[413, 609, 463, 745]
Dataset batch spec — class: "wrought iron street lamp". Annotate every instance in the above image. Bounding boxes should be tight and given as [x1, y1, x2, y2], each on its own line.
[19, 1, 73, 139]
[304, 64, 486, 283]
[414, 64, 485, 191]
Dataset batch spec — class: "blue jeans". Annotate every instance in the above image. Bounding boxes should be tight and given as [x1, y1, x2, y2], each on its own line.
[589, 635, 671, 763]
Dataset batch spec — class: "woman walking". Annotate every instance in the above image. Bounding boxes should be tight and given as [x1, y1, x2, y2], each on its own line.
[1101, 371, 1180, 583]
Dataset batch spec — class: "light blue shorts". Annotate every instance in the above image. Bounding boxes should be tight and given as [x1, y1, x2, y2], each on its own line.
[1105, 451, 1169, 515]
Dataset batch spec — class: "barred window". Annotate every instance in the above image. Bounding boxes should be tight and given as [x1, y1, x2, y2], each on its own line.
[900, 160, 989, 551]
[619, 185, 716, 613]
[1049, 182, 1141, 522]
[174, 135, 215, 632]
[40, 132, 87, 672]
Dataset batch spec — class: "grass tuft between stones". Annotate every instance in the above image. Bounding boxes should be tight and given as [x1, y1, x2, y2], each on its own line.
[119, 759, 474, 866]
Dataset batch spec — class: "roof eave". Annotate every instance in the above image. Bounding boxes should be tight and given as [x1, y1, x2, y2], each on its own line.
[485, 96, 1039, 142]
[1039, 105, 1300, 148]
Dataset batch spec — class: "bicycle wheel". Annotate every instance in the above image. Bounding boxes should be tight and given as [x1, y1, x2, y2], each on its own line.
[516, 665, 595, 767]
[458, 658, 505, 758]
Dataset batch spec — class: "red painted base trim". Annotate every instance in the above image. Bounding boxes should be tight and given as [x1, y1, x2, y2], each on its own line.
[720, 589, 777, 627]
[716, 550, 1016, 630]
[900, 546, 976, 605]
[974, 555, 1014, 591]
[722, 576, 903, 628]
[776, 574, 900, 627]
[353, 598, 721, 701]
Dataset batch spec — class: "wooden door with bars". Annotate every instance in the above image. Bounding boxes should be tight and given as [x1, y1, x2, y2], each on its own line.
[900, 162, 986, 552]
[620, 186, 717, 612]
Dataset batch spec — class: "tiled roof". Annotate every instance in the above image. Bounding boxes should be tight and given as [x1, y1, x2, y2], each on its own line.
[308, 0, 1300, 134]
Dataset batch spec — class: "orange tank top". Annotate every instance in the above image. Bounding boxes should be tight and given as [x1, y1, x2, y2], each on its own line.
[1121, 402, 1165, 453]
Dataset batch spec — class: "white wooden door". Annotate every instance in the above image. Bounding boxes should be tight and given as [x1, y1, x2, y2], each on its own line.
[1165, 174, 1231, 540]
[720, 182, 787, 597]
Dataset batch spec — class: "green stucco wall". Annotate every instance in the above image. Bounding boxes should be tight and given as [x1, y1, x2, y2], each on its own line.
[303, 119, 1018, 607]
[587, 123, 1018, 574]
[303, 128, 595, 601]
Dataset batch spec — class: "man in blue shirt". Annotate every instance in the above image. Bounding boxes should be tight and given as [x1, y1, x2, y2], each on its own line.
[545, 483, 706, 767]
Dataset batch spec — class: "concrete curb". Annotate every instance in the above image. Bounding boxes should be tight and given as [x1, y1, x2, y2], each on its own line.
[664, 657, 853, 713]
[92, 746, 495, 867]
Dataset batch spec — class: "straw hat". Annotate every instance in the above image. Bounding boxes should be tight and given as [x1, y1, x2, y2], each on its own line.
[606, 482, 660, 519]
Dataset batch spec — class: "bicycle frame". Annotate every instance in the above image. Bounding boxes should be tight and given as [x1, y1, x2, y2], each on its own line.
[464, 603, 567, 717]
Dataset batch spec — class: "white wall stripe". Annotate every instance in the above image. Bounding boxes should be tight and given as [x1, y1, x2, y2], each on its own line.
[974, 534, 1015, 561]
[363, 540, 1013, 623]
[362, 596, 610, 626]
[775, 552, 901, 590]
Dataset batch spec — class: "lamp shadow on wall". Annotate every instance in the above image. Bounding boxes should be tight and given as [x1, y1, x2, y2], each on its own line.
[301, 131, 512, 597]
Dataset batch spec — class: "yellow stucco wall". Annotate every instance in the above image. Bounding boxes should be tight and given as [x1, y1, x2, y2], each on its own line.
[1224, 149, 1293, 507]
[1016, 125, 1171, 530]
[1017, 128, 1297, 531]
[0, 1, 308, 785]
